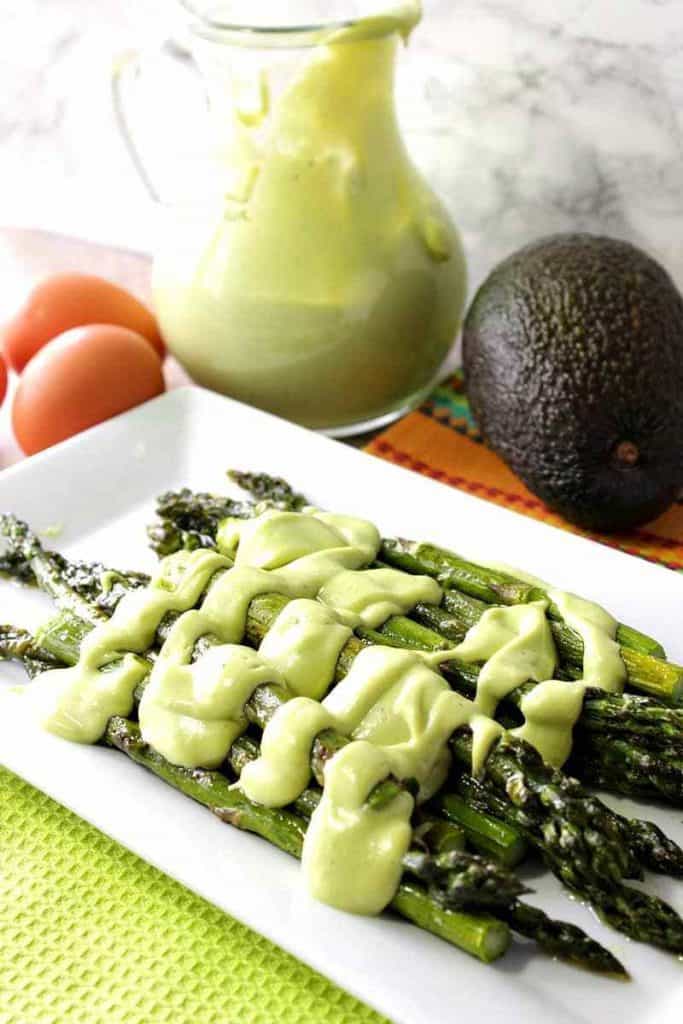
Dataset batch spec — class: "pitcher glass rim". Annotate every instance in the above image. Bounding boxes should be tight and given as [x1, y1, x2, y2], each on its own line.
[179, 0, 421, 48]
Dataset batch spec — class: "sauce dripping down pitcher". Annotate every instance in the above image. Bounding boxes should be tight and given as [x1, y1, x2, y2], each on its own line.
[113, 1, 467, 434]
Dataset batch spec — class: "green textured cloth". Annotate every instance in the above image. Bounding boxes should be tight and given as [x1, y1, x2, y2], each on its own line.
[1, 768, 387, 1024]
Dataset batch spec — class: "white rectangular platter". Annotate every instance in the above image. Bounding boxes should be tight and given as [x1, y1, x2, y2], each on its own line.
[1, 387, 681, 1024]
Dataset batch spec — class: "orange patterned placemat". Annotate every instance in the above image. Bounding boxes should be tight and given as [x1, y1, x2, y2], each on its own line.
[366, 371, 683, 572]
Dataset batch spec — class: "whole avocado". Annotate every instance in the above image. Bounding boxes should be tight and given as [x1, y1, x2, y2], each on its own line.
[462, 233, 683, 531]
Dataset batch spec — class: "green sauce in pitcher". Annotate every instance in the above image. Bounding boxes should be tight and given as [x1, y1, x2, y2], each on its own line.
[150, 3, 466, 433]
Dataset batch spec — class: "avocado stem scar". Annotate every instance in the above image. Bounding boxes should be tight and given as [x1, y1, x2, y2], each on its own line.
[614, 441, 639, 467]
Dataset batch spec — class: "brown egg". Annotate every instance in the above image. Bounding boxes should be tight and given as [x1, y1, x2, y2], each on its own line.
[12, 325, 165, 456]
[3, 273, 165, 372]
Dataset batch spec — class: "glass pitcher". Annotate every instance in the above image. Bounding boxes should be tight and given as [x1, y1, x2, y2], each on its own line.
[114, 1, 467, 436]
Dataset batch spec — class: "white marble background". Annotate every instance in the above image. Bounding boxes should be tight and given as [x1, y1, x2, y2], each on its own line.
[2, 0, 683, 293]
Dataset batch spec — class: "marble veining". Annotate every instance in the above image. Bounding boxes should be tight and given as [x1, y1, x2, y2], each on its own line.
[1, 0, 683, 294]
[401, 0, 683, 289]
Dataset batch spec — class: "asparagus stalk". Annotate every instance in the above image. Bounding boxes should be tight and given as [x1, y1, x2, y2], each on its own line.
[2, 615, 526, 943]
[16, 616, 606, 973]
[226, 736, 529, 912]
[10, 572, 527, 870]
[380, 540, 681, 704]
[224, 470, 664, 668]
[390, 884, 508, 963]
[6, 609, 529, 871]
[33, 610, 95, 667]
[12, 512, 681, 838]
[622, 819, 683, 881]
[29, 591, 683, 953]
[147, 519, 208, 558]
[371, 619, 683, 877]
[412, 816, 467, 854]
[7, 514, 682, 872]
[567, 740, 683, 807]
[228, 735, 626, 975]
[11, 605, 626, 971]
[558, 684, 683, 751]
[105, 715, 511, 963]
[0, 515, 104, 626]
[0, 514, 148, 621]
[147, 491, 683, 729]
[149, 515, 683, 808]
[149, 483, 683, 770]
[0, 525, 524, 870]
[0, 624, 61, 677]
[454, 771, 683, 953]
[377, 539, 664, 657]
[153, 487, 262, 545]
[427, 792, 527, 869]
[226, 471, 308, 511]
[405, 601, 683, 805]
[221, 609, 683, 925]
[416, 803, 627, 977]
[4, 518, 683, 953]
[414, 589, 683, 711]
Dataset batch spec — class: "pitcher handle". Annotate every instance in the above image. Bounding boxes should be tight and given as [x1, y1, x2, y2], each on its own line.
[111, 41, 198, 204]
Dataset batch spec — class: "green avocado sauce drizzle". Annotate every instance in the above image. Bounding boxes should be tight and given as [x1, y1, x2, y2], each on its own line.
[26, 508, 625, 916]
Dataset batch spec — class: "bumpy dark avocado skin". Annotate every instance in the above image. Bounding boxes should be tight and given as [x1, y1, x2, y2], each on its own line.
[462, 233, 683, 531]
